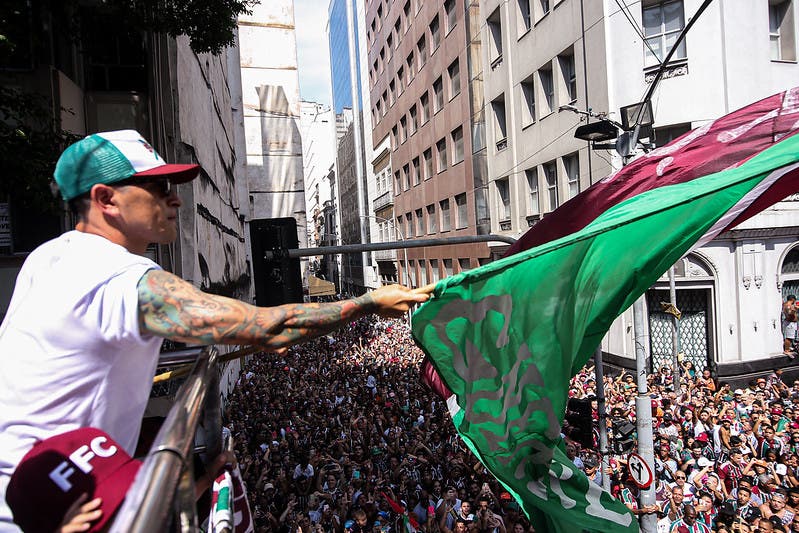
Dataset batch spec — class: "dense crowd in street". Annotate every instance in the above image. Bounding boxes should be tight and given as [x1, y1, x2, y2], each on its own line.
[224, 314, 799, 533]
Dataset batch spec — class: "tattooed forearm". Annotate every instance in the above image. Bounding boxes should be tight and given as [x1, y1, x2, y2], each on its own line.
[138, 270, 377, 348]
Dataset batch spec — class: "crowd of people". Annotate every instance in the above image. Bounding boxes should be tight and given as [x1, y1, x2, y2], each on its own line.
[225, 316, 528, 533]
[224, 313, 799, 533]
[568, 362, 799, 533]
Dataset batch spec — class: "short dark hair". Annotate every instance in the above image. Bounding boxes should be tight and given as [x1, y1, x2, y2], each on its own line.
[67, 192, 91, 220]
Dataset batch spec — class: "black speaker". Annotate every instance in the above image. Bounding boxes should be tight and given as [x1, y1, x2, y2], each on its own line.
[250, 218, 303, 307]
[566, 398, 594, 449]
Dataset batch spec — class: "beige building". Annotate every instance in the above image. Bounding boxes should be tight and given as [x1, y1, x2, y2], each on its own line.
[479, 0, 799, 380]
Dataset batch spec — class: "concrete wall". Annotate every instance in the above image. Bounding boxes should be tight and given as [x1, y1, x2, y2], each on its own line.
[238, 1, 307, 250]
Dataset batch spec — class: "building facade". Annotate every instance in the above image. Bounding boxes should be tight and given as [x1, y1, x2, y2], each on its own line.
[365, 0, 492, 289]
[478, 0, 799, 379]
[328, 0, 380, 294]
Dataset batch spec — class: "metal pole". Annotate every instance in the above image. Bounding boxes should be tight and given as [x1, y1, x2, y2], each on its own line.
[268, 234, 518, 259]
[669, 266, 681, 391]
[633, 298, 657, 532]
[593, 346, 611, 491]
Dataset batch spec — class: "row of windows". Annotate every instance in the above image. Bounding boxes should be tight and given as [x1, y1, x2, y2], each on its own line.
[392, 127, 464, 190]
[368, 0, 459, 91]
[397, 192, 469, 239]
[493, 153, 579, 226]
[399, 256, 480, 287]
[376, 56, 459, 126]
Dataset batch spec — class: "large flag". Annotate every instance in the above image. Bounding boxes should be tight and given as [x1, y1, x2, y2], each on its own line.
[412, 88, 799, 532]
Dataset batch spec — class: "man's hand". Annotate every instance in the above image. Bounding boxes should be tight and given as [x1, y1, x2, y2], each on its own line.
[369, 284, 433, 318]
[60, 495, 102, 533]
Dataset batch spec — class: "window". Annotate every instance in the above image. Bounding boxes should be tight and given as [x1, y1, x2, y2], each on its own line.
[495, 177, 511, 221]
[417, 36, 427, 69]
[539, 0, 550, 17]
[539, 64, 553, 115]
[399, 115, 407, 143]
[526, 168, 540, 216]
[430, 15, 441, 50]
[395, 170, 401, 191]
[427, 204, 437, 233]
[403, 1, 411, 32]
[518, 0, 532, 34]
[653, 122, 691, 148]
[451, 126, 464, 164]
[487, 8, 503, 67]
[436, 138, 448, 172]
[419, 259, 428, 285]
[387, 33, 393, 53]
[406, 213, 414, 237]
[458, 258, 471, 273]
[403, 163, 410, 190]
[420, 92, 430, 123]
[448, 59, 461, 99]
[543, 161, 558, 211]
[406, 52, 415, 82]
[394, 19, 401, 46]
[564, 152, 579, 199]
[430, 259, 440, 282]
[642, 1, 686, 67]
[770, 0, 797, 61]
[440, 198, 452, 231]
[445, 0, 457, 33]
[412, 156, 421, 185]
[433, 77, 444, 112]
[397, 67, 404, 93]
[491, 94, 507, 151]
[521, 75, 535, 125]
[409, 104, 418, 135]
[408, 261, 417, 286]
[389, 79, 396, 105]
[444, 258, 453, 276]
[423, 148, 433, 180]
[391, 125, 398, 150]
[455, 193, 468, 228]
[416, 208, 424, 236]
[559, 51, 577, 103]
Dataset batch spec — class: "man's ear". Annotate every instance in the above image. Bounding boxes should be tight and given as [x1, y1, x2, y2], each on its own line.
[90, 183, 119, 214]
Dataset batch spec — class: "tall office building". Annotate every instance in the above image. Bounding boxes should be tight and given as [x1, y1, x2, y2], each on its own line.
[328, 0, 380, 294]
[365, 0, 491, 289]
[479, 0, 799, 379]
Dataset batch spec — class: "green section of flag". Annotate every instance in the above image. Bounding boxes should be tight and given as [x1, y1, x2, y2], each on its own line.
[412, 135, 799, 532]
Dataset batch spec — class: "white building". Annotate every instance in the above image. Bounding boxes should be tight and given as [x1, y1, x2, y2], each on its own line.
[479, 0, 799, 380]
[300, 101, 337, 248]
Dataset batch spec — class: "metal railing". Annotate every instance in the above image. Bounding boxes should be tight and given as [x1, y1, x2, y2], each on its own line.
[109, 346, 222, 532]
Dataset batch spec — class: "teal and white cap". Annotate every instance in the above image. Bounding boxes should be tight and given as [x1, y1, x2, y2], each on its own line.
[54, 130, 200, 201]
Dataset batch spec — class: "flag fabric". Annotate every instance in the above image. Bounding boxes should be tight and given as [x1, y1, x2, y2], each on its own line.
[208, 465, 254, 533]
[381, 491, 420, 532]
[421, 86, 799, 398]
[412, 89, 799, 532]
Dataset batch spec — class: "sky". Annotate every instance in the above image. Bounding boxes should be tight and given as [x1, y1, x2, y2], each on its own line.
[294, 0, 333, 105]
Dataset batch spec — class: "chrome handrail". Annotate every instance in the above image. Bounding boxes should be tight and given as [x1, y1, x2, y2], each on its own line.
[110, 346, 220, 532]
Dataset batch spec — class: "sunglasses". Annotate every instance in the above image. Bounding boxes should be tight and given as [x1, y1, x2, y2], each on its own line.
[115, 176, 175, 197]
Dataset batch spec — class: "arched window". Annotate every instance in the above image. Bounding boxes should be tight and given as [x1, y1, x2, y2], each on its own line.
[781, 245, 799, 299]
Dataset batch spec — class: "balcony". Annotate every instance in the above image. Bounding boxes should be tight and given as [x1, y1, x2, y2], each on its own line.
[373, 189, 394, 211]
[526, 214, 540, 227]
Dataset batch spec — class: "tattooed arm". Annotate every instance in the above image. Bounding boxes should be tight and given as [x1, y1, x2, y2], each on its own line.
[137, 269, 430, 349]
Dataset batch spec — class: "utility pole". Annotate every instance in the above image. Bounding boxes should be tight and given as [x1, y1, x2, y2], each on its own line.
[669, 267, 682, 391]
[633, 298, 657, 532]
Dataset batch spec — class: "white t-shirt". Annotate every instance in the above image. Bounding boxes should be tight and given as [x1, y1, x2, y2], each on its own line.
[0, 231, 163, 529]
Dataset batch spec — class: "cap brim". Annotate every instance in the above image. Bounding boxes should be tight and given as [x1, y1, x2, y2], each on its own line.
[133, 163, 200, 183]
[90, 459, 142, 532]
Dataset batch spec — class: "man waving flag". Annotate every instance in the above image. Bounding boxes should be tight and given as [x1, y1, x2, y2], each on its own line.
[412, 87, 799, 532]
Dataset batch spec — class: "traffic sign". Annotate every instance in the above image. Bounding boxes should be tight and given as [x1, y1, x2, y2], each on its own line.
[627, 453, 653, 489]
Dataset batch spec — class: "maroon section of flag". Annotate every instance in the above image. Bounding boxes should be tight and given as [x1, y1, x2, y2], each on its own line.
[504, 87, 799, 256]
[418, 87, 799, 399]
